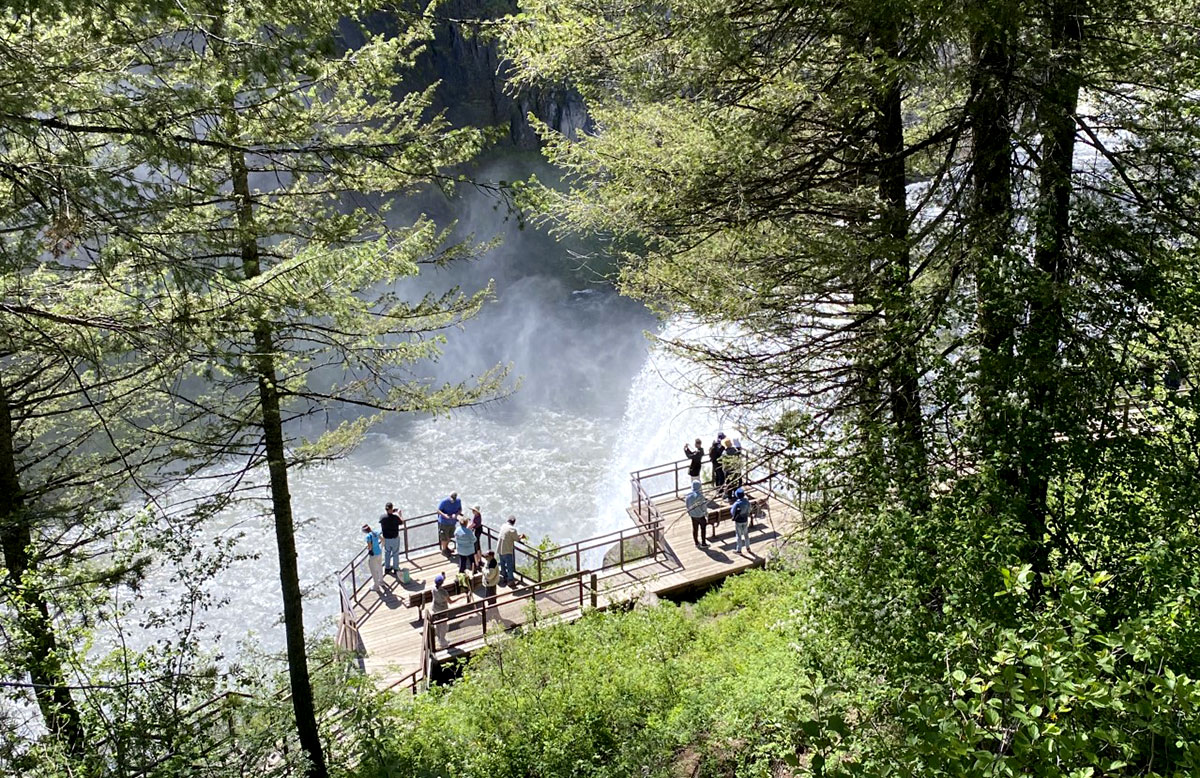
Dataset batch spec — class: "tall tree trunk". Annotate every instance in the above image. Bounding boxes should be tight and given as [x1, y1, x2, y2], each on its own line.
[229, 143, 329, 778]
[0, 377, 86, 754]
[1023, 0, 1084, 589]
[968, 1, 1018, 468]
[873, 18, 932, 516]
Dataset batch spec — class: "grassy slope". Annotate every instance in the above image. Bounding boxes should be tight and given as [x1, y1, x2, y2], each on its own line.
[346, 561, 851, 778]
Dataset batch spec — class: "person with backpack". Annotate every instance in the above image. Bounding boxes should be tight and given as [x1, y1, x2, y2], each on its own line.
[361, 523, 385, 594]
[730, 488, 752, 555]
[685, 479, 710, 547]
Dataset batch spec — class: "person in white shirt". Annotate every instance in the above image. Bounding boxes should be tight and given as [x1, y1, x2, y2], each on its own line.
[496, 516, 526, 587]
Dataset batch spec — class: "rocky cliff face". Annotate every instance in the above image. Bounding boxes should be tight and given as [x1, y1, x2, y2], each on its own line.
[354, 3, 591, 148]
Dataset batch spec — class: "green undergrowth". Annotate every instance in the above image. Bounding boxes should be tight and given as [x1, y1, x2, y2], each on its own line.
[344, 560, 857, 778]
[335, 551, 1200, 778]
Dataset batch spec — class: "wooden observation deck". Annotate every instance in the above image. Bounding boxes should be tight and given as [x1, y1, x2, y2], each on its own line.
[335, 457, 805, 691]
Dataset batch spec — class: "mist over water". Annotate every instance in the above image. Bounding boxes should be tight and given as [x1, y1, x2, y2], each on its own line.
[134, 153, 725, 659]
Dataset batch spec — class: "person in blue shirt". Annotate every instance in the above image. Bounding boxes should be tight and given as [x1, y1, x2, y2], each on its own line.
[361, 523, 385, 593]
[454, 517, 477, 574]
[730, 489, 752, 555]
[437, 492, 463, 555]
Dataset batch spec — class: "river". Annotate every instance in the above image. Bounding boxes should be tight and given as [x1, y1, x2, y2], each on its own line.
[139, 152, 727, 659]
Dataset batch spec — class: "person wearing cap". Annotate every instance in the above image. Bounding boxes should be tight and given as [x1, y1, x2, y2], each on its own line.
[709, 433, 727, 492]
[730, 488, 752, 555]
[430, 573, 460, 646]
[437, 491, 463, 555]
[496, 516, 526, 587]
[454, 516, 476, 574]
[379, 502, 404, 575]
[685, 479, 710, 548]
[361, 523, 385, 593]
[684, 439, 705, 479]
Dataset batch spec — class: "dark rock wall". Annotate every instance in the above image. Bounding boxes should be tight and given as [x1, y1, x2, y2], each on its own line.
[352, 2, 591, 149]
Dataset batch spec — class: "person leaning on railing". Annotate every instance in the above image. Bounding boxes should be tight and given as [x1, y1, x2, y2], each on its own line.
[437, 491, 463, 555]
[496, 516, 527, 587]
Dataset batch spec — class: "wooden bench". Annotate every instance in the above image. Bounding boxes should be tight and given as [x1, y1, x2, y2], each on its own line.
[407, 572, 482, 619]
[705, 493, 768, 531]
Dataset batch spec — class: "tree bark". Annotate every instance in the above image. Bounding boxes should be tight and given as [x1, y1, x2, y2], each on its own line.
[0, 376, 86, 754]
[1023, 0, 1084, 589]
[229, 142, 329, 778]
[873, 17, 932, 516]
[967, 1, 1018, 467]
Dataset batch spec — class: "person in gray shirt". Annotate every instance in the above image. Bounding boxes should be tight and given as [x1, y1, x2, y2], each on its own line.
[685, 479, 709, 547]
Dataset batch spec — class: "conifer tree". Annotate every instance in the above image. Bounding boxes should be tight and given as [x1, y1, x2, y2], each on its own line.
[3, 1, 505, 773]
[501, 0, 1200, 642]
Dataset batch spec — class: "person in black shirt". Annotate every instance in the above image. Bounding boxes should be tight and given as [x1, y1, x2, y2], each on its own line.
[709, 433, 727, 492]
[379, 502, 404, 575]
[684, 438, 705, 479]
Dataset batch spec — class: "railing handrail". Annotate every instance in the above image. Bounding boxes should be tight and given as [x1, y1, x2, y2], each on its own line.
[384, 665, 425, 695]
[427, 568, 594, 625]
[630, 452, 782, 504]
[477, 522, 545, 559]
[336, 510, 442, 577]
[539, 522, 661, 567]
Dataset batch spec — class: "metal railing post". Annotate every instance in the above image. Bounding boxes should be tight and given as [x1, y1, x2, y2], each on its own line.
[403, 522, 409, 555]
[575, 548, 581, 572]
[536, 556, 542, 583]
[590, 573, 598, 608]
[619, 535, 625, 566]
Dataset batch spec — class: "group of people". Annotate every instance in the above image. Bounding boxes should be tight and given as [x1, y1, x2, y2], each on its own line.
[684, 434, 755, 555]
[684, 432, 744, 500]
[360, 502, 406, 592]
[359, 494, 529, 600]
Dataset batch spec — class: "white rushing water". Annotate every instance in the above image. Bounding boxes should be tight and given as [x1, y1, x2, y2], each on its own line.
[126, 155, 730, 660]
[139, 320, 725, 659]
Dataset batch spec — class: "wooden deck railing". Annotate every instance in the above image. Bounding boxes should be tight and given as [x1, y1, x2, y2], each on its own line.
[630, 453, 784, 508]
[425, 569, 600, 654]
[338, 512, 553, 604]
[340, 454, 790, 692]
[340, 513, 665, 604]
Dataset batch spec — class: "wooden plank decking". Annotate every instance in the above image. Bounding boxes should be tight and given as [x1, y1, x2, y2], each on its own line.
[347, 470, 804, 690]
